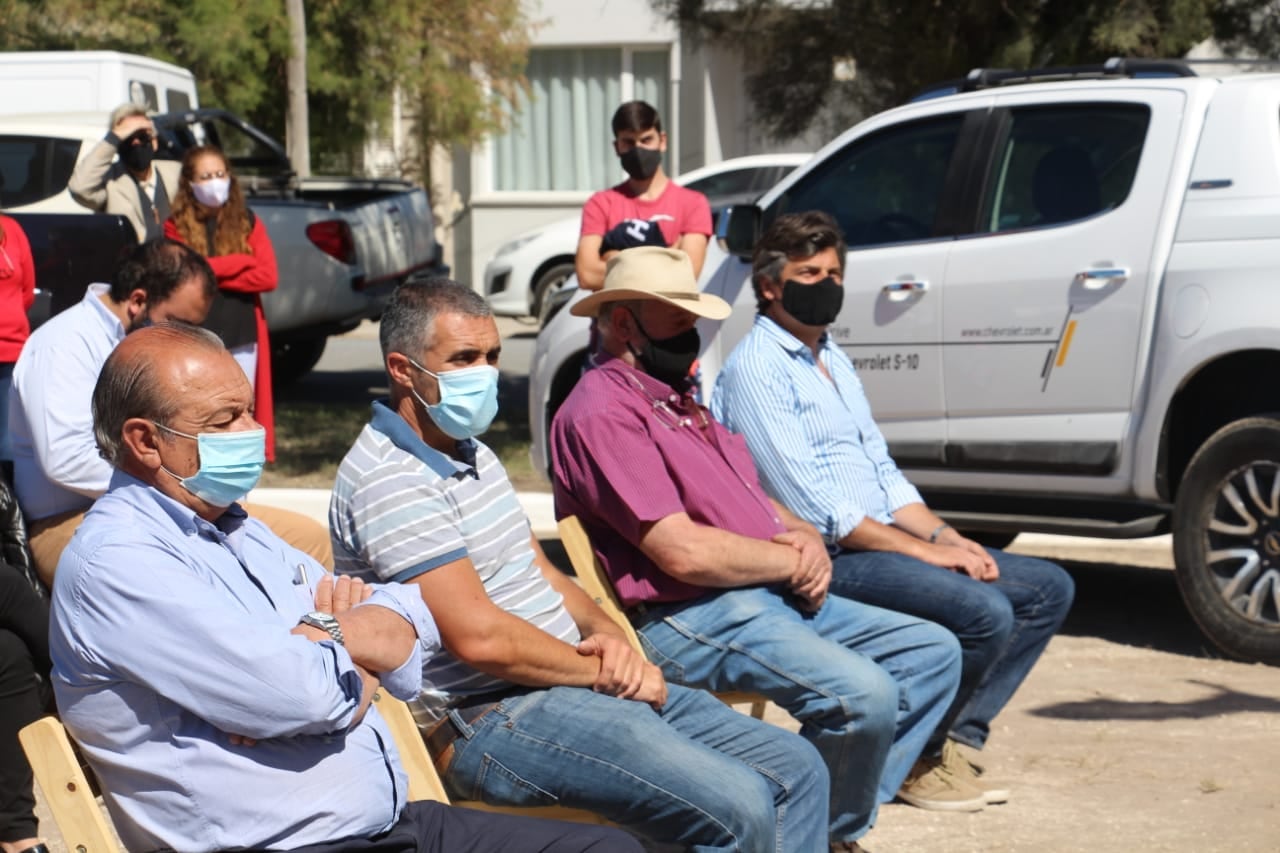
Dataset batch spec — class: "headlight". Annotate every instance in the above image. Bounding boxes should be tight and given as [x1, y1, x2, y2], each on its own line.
[495, 233, 540, 258]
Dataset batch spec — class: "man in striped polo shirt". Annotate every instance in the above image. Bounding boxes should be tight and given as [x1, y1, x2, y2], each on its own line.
[711, 211, 1075, 811]
[329, 279, 830, 853]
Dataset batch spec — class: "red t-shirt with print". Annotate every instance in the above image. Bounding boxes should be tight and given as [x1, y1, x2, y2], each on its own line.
[580, 180, 712, 245]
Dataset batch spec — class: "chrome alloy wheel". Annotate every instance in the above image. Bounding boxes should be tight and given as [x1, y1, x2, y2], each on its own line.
[1205, 461, 1280, 627]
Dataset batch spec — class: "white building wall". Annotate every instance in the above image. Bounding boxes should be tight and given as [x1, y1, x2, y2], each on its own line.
[528, 0, 676, 45]
[455, 0, 822, 301]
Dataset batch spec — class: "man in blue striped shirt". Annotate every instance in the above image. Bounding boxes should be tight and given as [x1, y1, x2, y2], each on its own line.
[712, 211, 1075, 810]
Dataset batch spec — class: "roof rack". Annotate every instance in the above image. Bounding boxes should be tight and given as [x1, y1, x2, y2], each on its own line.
[912, 57, 1196, 101]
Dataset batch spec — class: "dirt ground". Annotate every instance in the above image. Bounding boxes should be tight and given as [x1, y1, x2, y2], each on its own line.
[854, 536, 1280, 853]
[31, 536, 1280, 852]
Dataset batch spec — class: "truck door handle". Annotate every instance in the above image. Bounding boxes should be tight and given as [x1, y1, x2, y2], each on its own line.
[882, 280, 929, 302]
[1075, 267, 1129, 289]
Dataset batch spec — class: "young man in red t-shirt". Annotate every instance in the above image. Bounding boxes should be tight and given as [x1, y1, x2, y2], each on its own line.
[574, 101, 713, 291]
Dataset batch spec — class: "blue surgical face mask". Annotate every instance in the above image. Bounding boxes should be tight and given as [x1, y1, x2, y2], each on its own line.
[405, 357, 499, 440]
[155, 423, 266, 507]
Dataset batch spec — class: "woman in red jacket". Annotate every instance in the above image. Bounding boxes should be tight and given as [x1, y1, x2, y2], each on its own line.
[0, 214, 35, 473]
[165, 146, 278, 461]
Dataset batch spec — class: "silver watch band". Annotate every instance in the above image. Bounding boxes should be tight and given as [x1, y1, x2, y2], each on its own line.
[300, 611, 345, 646]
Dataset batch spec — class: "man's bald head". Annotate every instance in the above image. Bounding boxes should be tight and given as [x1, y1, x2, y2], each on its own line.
[93, 323, 227, 467]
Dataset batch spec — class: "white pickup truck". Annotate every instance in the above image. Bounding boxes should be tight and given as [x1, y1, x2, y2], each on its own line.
[529, 59, 1280, 664]
[2, 108, 444, 383]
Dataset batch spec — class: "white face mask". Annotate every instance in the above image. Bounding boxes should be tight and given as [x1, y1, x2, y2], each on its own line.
[191, 177, 231, 208]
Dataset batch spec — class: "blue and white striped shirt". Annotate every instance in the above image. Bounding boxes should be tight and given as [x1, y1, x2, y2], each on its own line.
[711, 315, 922, 545]
[330, 401, 579, 723]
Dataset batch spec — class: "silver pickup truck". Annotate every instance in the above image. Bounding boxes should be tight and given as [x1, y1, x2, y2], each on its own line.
[2, 109, 445, 383]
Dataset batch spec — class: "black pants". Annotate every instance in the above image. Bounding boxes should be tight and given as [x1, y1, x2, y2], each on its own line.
[261, 800, 643, 853]
[0, 566, 51, 844]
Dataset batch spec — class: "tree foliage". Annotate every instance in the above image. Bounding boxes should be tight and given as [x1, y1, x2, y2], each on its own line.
[0, 0, 530, 187]
[657, 0, 1218, 140]
[1211, 0, 1280, 58]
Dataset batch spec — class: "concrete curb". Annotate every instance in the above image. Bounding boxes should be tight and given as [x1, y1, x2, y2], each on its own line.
[247, 487, 1173, 554]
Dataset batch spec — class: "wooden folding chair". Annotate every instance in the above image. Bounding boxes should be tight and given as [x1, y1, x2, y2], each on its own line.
[18, 716, 120, 853]
[21, 696, 612, 853]
[558, 515, 770, 720]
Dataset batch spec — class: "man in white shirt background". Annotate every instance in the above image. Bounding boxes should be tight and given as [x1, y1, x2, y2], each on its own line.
[9, 238, 331, 585]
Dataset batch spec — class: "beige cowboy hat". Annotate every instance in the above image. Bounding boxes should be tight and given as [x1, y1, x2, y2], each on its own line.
[571, 246, 732, 320]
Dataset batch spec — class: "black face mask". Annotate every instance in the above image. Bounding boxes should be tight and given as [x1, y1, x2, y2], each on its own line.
[620, 146, 663, 181]
[628, 310, 700, 388]
[119, 131, 155, 173]
[780, 276, 845, 327]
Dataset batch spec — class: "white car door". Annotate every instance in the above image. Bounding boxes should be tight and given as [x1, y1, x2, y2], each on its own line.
[939, 88, 1185, 477]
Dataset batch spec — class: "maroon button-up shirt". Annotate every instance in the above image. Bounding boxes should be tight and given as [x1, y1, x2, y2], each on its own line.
[551, 355, 786, 607]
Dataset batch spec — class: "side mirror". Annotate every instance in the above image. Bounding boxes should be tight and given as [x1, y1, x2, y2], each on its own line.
[717, 205, 761, 259]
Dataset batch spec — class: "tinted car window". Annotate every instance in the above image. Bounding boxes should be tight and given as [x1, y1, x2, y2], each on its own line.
[129, 80, 159, 112]
[685, 167, 765, 202]
[980, 103, 1151, 232]
[166, 89, 193, 113]
[0, 136, 83, 208]
[772, 115, 963, 248]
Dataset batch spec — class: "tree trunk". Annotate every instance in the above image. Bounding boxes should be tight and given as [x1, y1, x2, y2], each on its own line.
[285, 0, 310, 177]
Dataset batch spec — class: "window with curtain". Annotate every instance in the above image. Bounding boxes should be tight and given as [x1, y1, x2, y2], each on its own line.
[492, 47, 670, 192]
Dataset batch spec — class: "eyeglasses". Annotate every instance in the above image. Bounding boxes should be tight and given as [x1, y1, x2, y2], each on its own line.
[195, 169, 229, 181]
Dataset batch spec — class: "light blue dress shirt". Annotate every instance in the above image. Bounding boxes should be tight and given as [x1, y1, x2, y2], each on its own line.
[9, 283, 123, 520]
[711, 314, 923, 545]
[50, 472, 441, 853]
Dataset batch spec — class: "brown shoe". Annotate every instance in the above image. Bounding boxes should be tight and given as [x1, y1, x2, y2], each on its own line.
[831, 842, 872, 853]
[942, 739, 1011, 805]
[897, 753, 986, 812]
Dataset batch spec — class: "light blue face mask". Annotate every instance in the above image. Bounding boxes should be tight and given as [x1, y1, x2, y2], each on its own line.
[155, 423, 267, 507]
[405, 357, 500, 440]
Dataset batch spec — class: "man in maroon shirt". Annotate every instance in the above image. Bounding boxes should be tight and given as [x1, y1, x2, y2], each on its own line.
[551, 246, 972, 852]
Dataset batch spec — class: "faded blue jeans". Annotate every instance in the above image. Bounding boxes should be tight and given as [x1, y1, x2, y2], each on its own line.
[829, 547, 1074, 753]
[440, 683, 830, 853]
[635, 587, 960, 843]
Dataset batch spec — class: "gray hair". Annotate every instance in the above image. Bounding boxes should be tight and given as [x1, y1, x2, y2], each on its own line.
[379, 278, 492, 364]
[92, 323, 226, 467]
[108, 102, 150, 132]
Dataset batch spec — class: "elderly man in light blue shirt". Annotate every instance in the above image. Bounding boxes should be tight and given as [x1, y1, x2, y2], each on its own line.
[713, 211, 1074, 813]
[49, 322, 637, 853]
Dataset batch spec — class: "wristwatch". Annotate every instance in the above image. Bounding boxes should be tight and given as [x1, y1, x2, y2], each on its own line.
[299, 611, 345, 646]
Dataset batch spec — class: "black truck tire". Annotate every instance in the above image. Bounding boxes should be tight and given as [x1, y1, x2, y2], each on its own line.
[1172, 417, 1280, 664]
[271, 337, 328, 388]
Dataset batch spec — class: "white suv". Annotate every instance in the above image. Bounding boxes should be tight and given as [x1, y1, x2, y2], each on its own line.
[530, 59, 1280, 664]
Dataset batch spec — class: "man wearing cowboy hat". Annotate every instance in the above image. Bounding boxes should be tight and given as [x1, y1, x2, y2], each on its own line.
[550, 246, 967, 853]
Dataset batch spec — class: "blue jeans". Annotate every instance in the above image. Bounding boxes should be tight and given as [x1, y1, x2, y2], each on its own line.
[442, 683, 830, 853]
[635, 587, 960, 842]
[829, 547, 1074, 752]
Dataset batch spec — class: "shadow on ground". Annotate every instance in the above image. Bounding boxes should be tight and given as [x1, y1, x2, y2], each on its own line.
[1031, 678, 1280, 721]
[1052, 559, 1220, 659]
